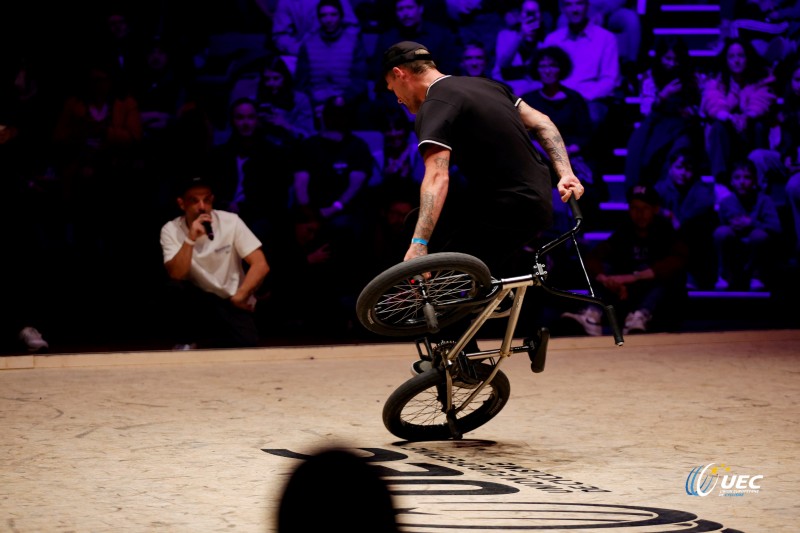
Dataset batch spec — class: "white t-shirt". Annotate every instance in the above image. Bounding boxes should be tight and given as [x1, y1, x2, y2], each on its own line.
[160, 210, 262, 299]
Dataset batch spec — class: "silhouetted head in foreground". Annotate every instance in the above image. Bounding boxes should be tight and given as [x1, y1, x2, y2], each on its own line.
[277, 448, 400, 533]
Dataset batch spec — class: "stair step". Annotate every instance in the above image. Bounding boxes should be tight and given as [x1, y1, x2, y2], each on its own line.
[660, 4, 720, 11]
[583, 231, 612, 241]
[653, 27, 720, 36]
[600, 202, 629, 211]
[688, 290, 771, 299]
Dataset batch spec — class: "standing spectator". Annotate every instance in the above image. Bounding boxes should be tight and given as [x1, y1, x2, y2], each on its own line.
[701, 37, 776, 182]
[294, 0, 370, 123]
[160, 176, 270, 349]
[561, 184, 689, 335]
[492, 0, 546, 95]
[542, 0, 620, 129]
[654, 148, 719, 289]
[624, 36, 703, 188]
[714, 159, 783, 291]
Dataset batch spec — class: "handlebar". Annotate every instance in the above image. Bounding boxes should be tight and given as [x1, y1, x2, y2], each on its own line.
[535, 194, 624, 347]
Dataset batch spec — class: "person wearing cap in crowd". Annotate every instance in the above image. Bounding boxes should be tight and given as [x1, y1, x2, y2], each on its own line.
[561, 184, 689, 336]
[159, 176, 270, 349]
[379, 40, 583, 366]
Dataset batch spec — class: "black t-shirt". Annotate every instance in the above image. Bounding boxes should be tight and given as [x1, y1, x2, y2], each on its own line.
[415, 75, 553, 230]
[293, 133, 375, 208]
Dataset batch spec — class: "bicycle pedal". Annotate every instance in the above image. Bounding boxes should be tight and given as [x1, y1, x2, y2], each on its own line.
[526, 327, 550, 373]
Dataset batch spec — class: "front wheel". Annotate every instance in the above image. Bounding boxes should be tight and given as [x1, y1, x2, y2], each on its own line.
[382, 364, 510, 441]
[356, 253, 493, 337]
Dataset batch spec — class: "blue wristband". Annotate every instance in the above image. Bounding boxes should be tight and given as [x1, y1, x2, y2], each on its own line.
[411, 237, 429, 246]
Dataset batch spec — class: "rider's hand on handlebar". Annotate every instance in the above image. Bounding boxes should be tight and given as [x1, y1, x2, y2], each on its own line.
[556, 174, 584, 202]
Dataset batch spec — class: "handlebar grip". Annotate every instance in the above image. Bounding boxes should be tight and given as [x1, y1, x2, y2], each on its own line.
[604, 304, 624, 346]
[568, 194, 583, 221]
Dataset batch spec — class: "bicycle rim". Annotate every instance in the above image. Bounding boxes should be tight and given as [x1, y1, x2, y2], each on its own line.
[357, 253, 492, 337]
[382, 365, 510, 441]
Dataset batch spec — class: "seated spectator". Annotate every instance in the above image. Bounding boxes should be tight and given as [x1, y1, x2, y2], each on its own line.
[654, 148, 719, 289]
[294, 0, 370, 123]
[131, 36, 190, 215]
[445, 0, 505, 65]
[230, 53, 316, 148]
[727, 0, 799, 64]
[159, 176, 270, 349]
[262, 207, 355, 336]
[365, 191, 418, 274]
[492, 0, 546, 95]
[371, 0, 463, 81]
[374, 107, 424, 191]
[625, 36, 703, 188]
[271, 0, 359, 58]
[542, 0, 620, 129]
[521, 45, 601, 223]
[290, 96, 375, 241]
[561, 184, 689, 336]
[778, 57, 800, 259]
[747, 54, 800, 194]
[208, 97, 294, 253]
[588, 0, 641, 68]
[701, 37, 777, 182]
[459, 40, 491, 77]
[51, 61, 143, 260]
[714, 159, 783, 291]
[90, 8, 148, 94]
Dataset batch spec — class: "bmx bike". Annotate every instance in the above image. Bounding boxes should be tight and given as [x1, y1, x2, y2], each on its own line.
[356, 197, 624, 441]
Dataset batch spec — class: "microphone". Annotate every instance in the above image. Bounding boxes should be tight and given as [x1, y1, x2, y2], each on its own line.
[202, 220, 214, 240]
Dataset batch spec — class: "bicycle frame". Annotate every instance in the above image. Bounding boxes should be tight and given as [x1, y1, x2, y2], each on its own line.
[416, 197, 625, 419]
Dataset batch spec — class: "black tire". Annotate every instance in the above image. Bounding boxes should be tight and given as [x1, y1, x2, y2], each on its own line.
[356, 253, 493, 337]
[382, 364, 511, 441]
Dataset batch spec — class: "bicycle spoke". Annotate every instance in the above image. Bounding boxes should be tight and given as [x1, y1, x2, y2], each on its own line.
[373, 269, 480, 327]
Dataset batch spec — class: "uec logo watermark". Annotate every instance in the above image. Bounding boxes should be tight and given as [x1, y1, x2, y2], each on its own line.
[686, 463, 763, 497]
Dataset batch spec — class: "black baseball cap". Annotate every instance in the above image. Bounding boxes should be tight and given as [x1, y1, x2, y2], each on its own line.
[381, 41, 434, 78]
[175, 175, 214, 197]
[627, 184, 661, 206]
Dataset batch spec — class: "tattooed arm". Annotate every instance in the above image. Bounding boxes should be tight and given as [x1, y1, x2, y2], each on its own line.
[404, 144, 451, 261]
[517, 100, 584, 202]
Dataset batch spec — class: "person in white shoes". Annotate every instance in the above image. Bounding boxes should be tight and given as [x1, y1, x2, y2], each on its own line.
[160, 176, 270, 349]
[561, 184, 689, 335]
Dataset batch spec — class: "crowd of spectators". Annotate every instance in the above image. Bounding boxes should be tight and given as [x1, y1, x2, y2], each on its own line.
[2, 0, 800, 351]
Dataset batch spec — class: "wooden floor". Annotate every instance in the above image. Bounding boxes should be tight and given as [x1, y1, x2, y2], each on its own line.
[2, 330, 798, 532]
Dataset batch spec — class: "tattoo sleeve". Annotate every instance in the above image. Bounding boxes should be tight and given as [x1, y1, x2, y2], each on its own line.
[537, 124, 571, 176]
